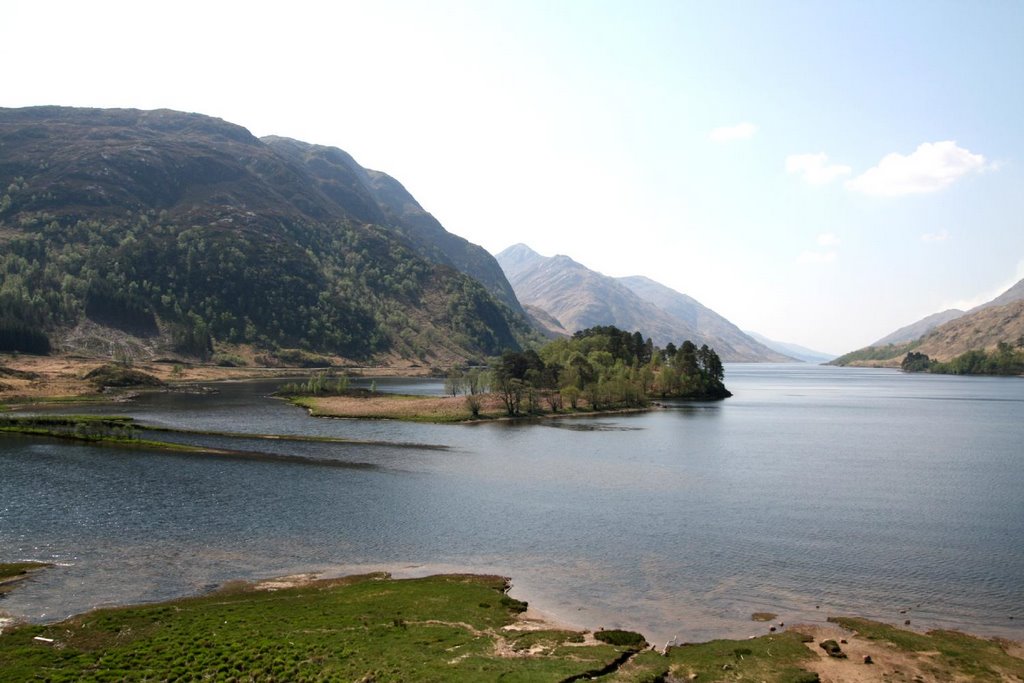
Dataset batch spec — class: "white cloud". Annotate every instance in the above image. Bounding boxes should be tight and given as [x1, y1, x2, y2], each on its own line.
[709, 122, 758, 142]
[785, 153, 852, 185]
[797, 233, 841, 263]
[797, 249, 837, 264]
[921, 230, 951, 242]
[846, 141, 987, 196]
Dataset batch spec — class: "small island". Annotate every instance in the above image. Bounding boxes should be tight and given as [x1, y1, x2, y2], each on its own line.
[284, 326, 731, 423]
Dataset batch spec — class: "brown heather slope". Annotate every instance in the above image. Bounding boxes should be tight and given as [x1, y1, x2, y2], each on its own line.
[834, 275, 1024, 367]
[834, 299, 1024, 367]
[911, 299, 1024, 361]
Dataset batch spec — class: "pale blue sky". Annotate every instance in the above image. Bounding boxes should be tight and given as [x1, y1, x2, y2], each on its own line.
[4, 0, 1023, 353]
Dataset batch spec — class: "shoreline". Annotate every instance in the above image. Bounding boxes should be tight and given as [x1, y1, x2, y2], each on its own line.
[291, 391, 658, 424]
[4, 558, 1020, 649]
[0, 353, 435, 407]
[2, 564, 1020, 681]
[0, 353, 724, 423]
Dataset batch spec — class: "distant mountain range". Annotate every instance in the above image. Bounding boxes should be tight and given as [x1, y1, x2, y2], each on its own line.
[744, 332, 835, 363]
[495, 244, 792, 362]
[0, 106, 535, 362]
[832, 277, 1024, 366]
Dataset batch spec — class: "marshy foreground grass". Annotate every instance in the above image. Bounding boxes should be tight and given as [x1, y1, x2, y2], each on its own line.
[0, 573, 647, 682]
[0, 566, 1022, 681]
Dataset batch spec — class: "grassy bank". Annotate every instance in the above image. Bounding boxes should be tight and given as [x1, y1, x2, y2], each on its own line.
[0, 415, 448, 469]
[0, 574, 647, 682]
[1, 569, 1021, 681]
[291, 392, 649, 424]
[290, 392, 500, 422]
[0, 415, 232, 455]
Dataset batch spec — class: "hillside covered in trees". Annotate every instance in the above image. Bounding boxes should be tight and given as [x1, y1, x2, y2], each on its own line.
[0, 106, 535, 363]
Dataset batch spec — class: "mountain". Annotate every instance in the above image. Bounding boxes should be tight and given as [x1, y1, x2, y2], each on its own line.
[858, 276, 1024, 352]
[496, 245, 694, 343]
[616, 276, 792, 362]
[832, 277, 1024, 367]
[871, 308, 965, 347]
[908, 300, 1024, 360]
[521, 304, 568, 337]
[973, 277, 1024, 311]
[495, 244, 791, 362]
[744, 331, 835, 363]
[262, 137, 522, 313]
[0, 106, 533, 362]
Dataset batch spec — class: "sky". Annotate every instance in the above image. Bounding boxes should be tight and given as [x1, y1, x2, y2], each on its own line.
[4, 0, 1023, 354]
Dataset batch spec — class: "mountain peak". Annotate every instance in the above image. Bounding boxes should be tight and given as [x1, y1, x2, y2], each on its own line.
[498, 243, 539, 257]
[494, 246, 792, 362]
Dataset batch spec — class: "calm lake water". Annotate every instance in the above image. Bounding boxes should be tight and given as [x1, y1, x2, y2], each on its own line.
[1, 364, 1021, 644]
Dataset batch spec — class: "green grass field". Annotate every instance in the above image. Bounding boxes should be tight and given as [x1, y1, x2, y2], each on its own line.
[0, 573, 646, 682]
[3, 565, 1022, 681]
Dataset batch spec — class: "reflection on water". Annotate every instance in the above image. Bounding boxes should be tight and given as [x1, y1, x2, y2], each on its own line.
[1, 364, 1022, 645]
[540, 420, 643, 432]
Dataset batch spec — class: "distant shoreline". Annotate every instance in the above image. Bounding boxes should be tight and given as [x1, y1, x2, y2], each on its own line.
[0, 353, 434, 407]
[288, 390, 658, 424]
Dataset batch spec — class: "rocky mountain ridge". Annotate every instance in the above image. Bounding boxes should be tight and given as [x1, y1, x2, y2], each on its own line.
[495, 244, 791, 362]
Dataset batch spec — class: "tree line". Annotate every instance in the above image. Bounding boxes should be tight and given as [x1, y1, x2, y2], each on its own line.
[447, 325, 730, 417]
[902, 340, 1024, 376]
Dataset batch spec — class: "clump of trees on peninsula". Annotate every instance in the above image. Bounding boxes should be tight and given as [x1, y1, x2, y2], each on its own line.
[451, 325, 730, 417]
[901, 340, 1024, 376]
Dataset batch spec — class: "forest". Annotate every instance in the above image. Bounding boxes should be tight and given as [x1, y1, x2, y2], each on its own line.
[0, 208, 522, 361]
[445, 325, 731, 417]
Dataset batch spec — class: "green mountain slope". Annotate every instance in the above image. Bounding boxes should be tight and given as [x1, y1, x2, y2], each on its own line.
[262, 136, 522, 313]
[0, 106, 530, 362]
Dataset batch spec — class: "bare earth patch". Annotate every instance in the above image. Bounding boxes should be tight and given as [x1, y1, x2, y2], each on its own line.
[305, 393, 506, 422]
[793, 622, 1024, 682]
